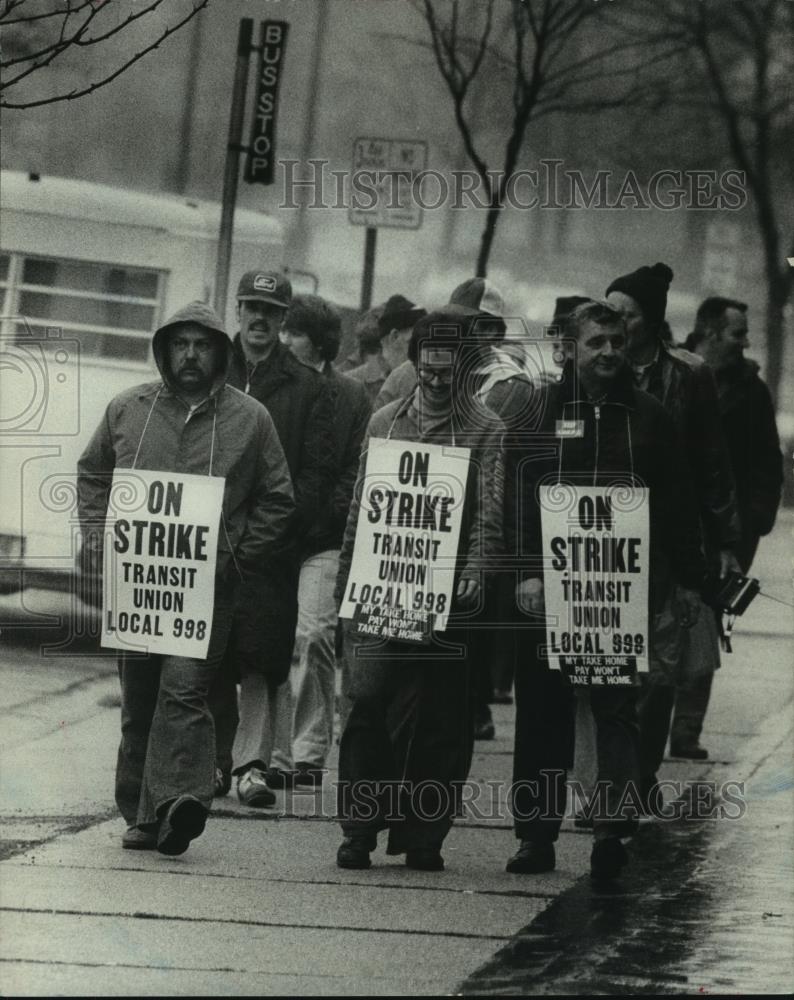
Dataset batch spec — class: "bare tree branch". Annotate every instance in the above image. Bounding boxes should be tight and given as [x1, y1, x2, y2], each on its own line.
[75, 0, 168, 48]
[1, 0, 209, 108]
[0, 1, 100, 69]
[0, 0, 34, 25]
[0, 0, 86, 26]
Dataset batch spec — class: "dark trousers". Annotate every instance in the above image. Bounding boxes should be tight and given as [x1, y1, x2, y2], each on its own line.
[637, 679, 676, 783]
[208, 668, 239, 776]
[208, 567, 299, 776]
[490, 574, 516, 694]
[671, 673, 714, 748]
[668, 537, 758, 753]
[338, 632, 475, 853]
[512, 634, 640, 841]
[115, 596, 234, 828]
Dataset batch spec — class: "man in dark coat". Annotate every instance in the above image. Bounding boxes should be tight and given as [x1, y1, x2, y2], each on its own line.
[268, 294, 371, 787]
[606, 264, 741, 779]
[505, 300, 704, 882]
[209, 270, 334, 808]
[671, 297, 783, 753]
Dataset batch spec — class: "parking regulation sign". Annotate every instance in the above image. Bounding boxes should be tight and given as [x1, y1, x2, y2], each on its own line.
[349, 137, 428, 230]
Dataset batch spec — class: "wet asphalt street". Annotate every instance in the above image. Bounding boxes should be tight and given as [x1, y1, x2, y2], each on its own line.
[461, 718, 793, 996]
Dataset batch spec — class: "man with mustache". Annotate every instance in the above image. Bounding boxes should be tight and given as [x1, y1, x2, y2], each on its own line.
[671, 298, 783, 756]
[209, 271, 334, 808]
[77, 302, 295, 853]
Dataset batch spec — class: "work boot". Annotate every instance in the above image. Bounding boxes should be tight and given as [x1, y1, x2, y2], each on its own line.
[121, 825, 157, 851]
[505, 840, 555, 874]
[590, 837, 628, 882]
[670, 742, 709, 760]
[156, 795, 207, 856]
[336, 832, 377, 870]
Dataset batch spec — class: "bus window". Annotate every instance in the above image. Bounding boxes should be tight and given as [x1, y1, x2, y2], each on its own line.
[0, 253, 9, 314]
[6, 254, 164, 365]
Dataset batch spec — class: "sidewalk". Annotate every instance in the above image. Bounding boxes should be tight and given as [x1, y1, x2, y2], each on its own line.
[1, 523, 792, 995]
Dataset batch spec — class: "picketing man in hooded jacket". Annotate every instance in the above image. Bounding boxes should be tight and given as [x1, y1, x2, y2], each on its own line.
[76, 302, 295, 855]
[605, 264, 741, 782]
[208, 270, 335, 808]
[334, 306, 506, 873]
[266, 294, 371, 788]
[504, 300, 705, 882]
[671, 297, 783, 755]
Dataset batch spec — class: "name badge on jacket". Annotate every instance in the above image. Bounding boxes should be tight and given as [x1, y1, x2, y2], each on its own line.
[555, 419, 584, 438]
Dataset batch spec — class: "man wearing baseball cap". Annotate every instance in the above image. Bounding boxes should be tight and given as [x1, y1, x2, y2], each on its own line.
[209, 269, 334, 809]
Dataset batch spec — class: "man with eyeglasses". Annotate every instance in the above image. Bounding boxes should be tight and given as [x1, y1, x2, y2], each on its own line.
[334, 305, 505, 872]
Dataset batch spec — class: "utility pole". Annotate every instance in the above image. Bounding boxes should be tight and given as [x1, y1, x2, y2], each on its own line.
[172, 8, 205, 194]
[289, 1, 329, 270]
[214, 18, 254, 319]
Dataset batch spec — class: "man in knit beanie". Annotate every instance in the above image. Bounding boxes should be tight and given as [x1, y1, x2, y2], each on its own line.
[606, 263, 673, 383]
[605, 263, 741, 800]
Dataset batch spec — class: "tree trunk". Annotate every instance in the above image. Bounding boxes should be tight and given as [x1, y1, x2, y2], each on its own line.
[763, 263, 791, 413]
[476, 203, 503, 277]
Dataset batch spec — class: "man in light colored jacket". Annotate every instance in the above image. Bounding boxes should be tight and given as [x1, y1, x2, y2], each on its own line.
[77, 301, 294, 855]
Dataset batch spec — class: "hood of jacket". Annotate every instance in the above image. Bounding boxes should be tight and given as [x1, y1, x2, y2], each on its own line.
[152, 301, 232, 397]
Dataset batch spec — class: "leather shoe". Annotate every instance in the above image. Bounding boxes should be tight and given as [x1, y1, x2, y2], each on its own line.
[573, 811, 594, 830]
[474, 719, 495, 740]
[294, 763, 325, 788]
[156, 795, 207, 856]
[122, 825, 157, 851]
[405, 848, 444, 871]
[506, 840, 555, 874]
[264, 767, 297, 790]
[670, 743, 708, 760]
[213, 768, 231, 797]
[237, 767, 277, 807]
[590, 837, 628, 882]
[336, 833, 376, 869]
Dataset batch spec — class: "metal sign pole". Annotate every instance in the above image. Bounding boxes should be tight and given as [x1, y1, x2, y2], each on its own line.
[360, 226, 377, 311]
[214, 18, 254, 319]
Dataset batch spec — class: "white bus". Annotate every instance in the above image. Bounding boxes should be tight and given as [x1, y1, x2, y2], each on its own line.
[0, 170, 284, 594]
